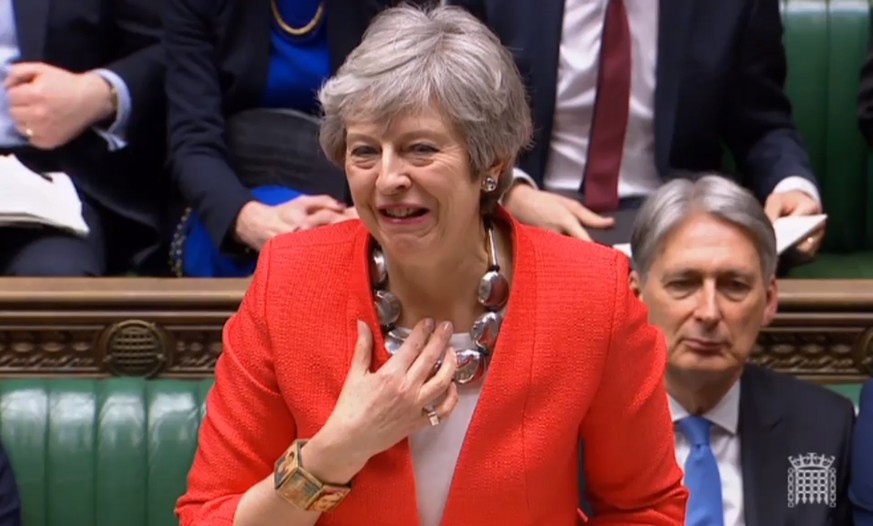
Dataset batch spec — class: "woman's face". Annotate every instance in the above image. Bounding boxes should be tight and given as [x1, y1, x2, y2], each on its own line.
[344, 108, 490, 263]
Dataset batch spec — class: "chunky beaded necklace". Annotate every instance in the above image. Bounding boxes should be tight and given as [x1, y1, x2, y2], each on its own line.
[369, 219, 508, 384]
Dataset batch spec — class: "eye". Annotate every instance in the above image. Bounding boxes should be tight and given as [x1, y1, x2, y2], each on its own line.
[350, 145, 377, 157]
[666, 279, 695, 292]
[721, 280, 751, 297]
[409, 143, 438, 154]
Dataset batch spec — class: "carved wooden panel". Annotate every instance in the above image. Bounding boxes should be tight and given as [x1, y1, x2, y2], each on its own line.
[0, 278, 871, 381]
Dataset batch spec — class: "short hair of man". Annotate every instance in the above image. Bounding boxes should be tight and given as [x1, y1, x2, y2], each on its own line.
[317, 4, 533, 213]
[630, 174, 777, 281]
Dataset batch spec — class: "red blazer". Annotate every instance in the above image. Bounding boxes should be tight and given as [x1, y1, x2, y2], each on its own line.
[176, 211, 687, 525]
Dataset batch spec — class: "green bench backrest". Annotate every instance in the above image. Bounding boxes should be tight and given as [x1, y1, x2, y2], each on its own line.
[782, 0, 873, 252]
[0, 379, 213, 526]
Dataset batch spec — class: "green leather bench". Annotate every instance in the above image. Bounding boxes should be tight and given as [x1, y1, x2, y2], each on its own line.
[0, 378, 863, 526]
[0, 379, 212, 526]
[780, 0, 873, 277]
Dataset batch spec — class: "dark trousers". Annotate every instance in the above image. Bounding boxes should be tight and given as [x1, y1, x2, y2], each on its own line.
[0, 146, 107, 276]
[0, 194, 106, 276]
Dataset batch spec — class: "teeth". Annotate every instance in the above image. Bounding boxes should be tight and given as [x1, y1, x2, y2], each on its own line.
[384, 208, 419, 218]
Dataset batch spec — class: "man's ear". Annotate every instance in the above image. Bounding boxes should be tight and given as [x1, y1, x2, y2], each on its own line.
[762, 276, 779, 326]
[629, 270, 643, 300]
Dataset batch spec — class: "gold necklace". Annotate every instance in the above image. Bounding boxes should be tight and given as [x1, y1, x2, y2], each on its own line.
[270, 0, 325, 37]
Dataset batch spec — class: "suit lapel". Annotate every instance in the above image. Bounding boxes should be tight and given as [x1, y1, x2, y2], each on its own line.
[529, 0, 565, 150]
[654, 0, 695, 176]
[346, 225, 421, 524]
[440, 212, 538, 525]
[517, 0, 564, 182]
[739, 366, 786, 526]
[11, 0, 51, 60]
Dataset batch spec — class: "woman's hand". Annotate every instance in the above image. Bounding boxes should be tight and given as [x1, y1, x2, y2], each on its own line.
[503, 184, 614, 241]
[234, 197, 350, 251]
[302, 319, 459, 484]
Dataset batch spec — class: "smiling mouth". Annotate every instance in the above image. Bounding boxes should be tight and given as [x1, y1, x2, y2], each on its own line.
[379, 207, 428, 219]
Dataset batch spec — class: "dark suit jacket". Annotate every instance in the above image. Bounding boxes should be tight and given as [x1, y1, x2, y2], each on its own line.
[851, 379, 873, 525]
[739, 364, 854, 525]
[12, 0, 167, 272]
[0, 442, 20, 526]
[578, 365, 855, 524]
[164, 0, 415, 250]
[448, 0, 817, 203]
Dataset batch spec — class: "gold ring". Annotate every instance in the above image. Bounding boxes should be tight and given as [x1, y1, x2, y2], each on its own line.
[423, 407, 440, 427]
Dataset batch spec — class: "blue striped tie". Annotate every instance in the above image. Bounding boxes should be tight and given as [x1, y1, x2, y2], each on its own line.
[678, 416, 725, 526]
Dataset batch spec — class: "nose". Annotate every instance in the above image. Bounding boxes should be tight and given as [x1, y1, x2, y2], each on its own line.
[693, 281, 721, 326]
[374, 148, 411, 194]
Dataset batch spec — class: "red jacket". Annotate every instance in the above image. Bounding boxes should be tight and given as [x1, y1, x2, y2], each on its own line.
[176, 212, 687, 525]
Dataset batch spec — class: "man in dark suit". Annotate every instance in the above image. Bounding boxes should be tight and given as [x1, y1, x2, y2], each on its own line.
[449, 0, 823, 256]
[0, 0, 166, 276]
[851, 379, 873, 524]
[0, 442, 20, 526]
[627, 175, 854, 525]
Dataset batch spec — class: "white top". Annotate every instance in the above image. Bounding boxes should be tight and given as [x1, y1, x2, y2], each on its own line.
[669, 381, 745, 526]
[525, 0, 818, 202]
[409, 332, 483, 526]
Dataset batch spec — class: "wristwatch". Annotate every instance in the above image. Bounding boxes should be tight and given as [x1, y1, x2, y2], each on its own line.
[274, 439, 352, 512]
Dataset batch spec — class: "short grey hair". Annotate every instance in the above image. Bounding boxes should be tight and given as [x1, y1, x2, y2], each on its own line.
[630, 174, 777, 281]
[318, 4, 532, 213]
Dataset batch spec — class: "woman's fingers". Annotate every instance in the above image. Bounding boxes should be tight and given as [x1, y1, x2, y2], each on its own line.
[407, 321, 453, 382]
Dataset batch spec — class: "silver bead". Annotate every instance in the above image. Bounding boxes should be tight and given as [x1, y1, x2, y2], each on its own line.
[454, 349, 484, 384]
[384, 328, 408, 355]
[374, 289, 401, 327]
[478, 270, 509, 309]
[471, 311, 502, 351]
[370, 248, 388, 287]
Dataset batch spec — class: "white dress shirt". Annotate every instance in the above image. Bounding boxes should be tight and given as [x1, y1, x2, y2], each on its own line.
[522, 0, 819, 203]
[669, 381, 745, 526]
[409, 332, 483, 526]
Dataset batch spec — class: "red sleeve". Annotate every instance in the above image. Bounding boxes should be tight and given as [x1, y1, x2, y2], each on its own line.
[175, 241, 296, 525]
[580, 254, 688, 525]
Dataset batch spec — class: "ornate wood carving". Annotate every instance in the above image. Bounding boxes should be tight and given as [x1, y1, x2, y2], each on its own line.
[0, 278, 871, 381]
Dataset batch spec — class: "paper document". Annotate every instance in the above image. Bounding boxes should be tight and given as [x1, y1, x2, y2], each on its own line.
[0, 155, 89, 236]
[612, 214, 827, 259]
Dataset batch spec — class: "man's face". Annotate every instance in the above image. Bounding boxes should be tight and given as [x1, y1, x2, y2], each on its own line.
[630, 213, 778, 383]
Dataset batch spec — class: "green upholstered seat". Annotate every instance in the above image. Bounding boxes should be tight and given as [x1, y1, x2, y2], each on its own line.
[0, 376, 863, 526]
[781, 0, 873, 276]
[0, 379, 213, 526]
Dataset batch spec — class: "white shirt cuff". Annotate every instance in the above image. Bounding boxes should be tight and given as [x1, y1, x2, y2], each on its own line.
[90, 68, 132, 151]
[499, 167, 539, 205]
[771, 176, 821, 206]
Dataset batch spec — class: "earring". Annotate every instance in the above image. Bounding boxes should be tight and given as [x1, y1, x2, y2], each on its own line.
[482, 176, 498, 193]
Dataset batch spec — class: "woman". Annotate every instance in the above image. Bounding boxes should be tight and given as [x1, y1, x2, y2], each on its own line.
[851, 379, 873, 524]
[163, 0, 410, 275]
[176, 6, 687, 525]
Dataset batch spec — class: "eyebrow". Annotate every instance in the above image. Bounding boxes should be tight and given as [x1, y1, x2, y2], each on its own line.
[346, 129, 449, 145]
[662, 267, 756, 279]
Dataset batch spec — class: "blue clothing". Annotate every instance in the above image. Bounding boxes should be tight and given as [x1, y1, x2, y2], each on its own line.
[0, 0, 23, 146]
[678, 416, 725, 526]
[851, 379, 873, 525]
[0, 0, 131, 149]
[262, 0, 330, 113]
